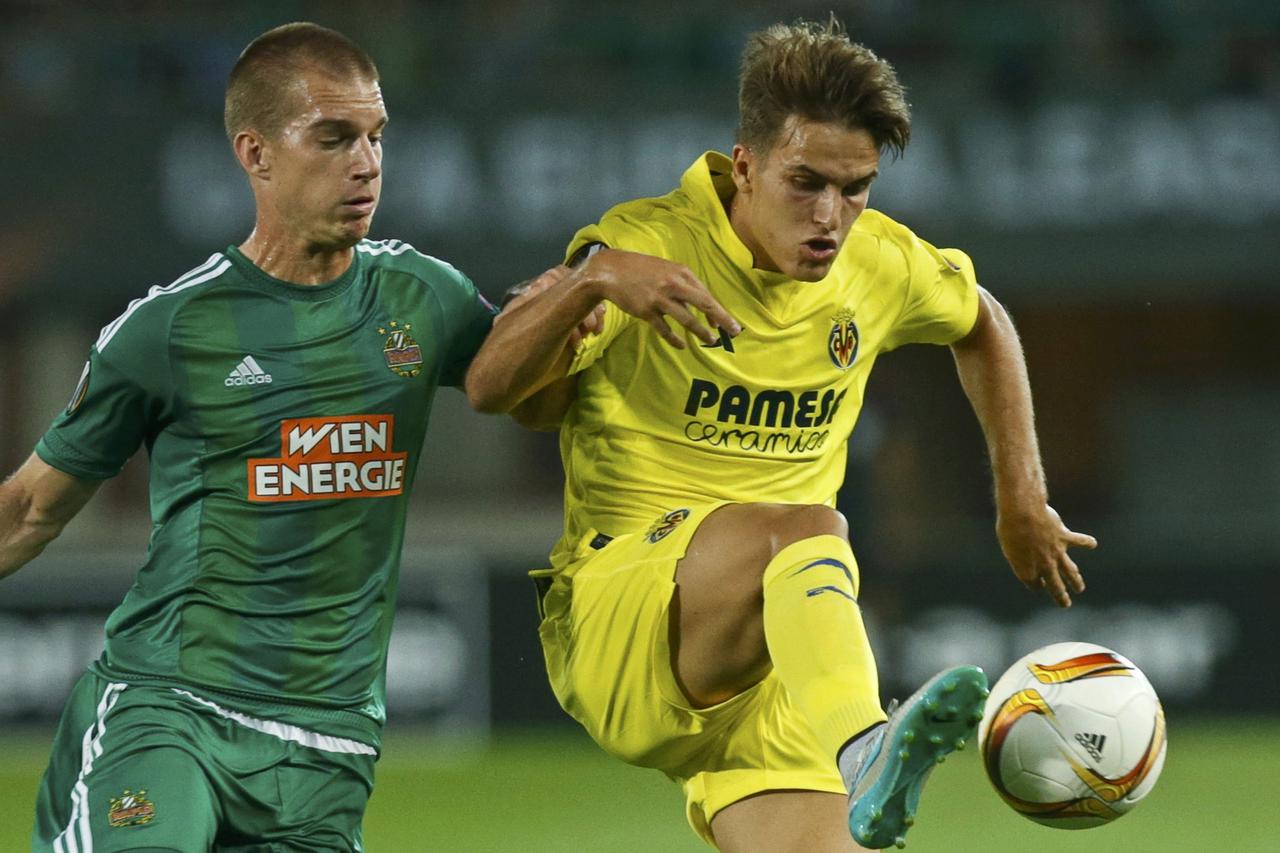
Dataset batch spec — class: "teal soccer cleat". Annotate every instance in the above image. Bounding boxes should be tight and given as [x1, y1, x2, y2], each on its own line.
[847, 666, 990, 849]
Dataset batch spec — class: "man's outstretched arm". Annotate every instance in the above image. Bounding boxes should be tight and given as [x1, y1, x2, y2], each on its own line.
[465, 249, 739, 415]
[0, 454, 101, 579]
[950, 287, 1097, 608]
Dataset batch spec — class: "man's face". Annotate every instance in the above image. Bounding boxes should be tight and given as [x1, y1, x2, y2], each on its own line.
[730, 117, 880, 282]
[260, 70, 387, 250]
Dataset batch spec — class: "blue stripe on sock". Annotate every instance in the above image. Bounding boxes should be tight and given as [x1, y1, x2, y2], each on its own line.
[790, 557, 854, 588]
[806, 585, 858, 602]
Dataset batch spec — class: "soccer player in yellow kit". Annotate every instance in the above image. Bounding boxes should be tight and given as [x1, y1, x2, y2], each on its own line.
[469, 19, 1096, 852]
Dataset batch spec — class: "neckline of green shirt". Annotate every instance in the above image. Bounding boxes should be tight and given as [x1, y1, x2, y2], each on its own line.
[224, 243, 363, 301]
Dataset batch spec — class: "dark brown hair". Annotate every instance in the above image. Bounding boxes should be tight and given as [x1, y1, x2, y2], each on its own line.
[224, 22, 379, 141]
[737, 17, 911, 157]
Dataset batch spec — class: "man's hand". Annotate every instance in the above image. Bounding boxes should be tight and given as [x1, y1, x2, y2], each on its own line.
[466, 248, 739, 415]
[996, 504, 1097, 608]
[498, 265, 605, 348]
[576, 249, 740, 348]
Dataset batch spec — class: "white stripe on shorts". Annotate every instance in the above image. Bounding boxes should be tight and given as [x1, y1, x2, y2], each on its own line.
[171, 689, 377, 756]
[53, 681, 127, 853]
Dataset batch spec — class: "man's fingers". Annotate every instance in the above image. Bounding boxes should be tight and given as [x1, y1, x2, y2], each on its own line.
[662, 301, 717, 345]
[527, 264, 572, 294]
[1043, 568, 1072, 608]
[646, 314, 686, 349]
[1066, 530, 1098, 549]
[678, 286, 741, 336]
[579, 303, 605, 335]
[1059, 554, 1086, 594]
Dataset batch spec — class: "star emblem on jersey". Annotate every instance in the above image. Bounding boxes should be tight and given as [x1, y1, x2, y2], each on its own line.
[378, 320, 423, 378]
[827, 309, 859, 370]
[645, 508, 691, 544]
[107, 789, 155, 827]
[225, 355, 273, 387]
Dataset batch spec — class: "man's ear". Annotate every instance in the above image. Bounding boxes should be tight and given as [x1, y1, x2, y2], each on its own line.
[730, 143, 754, 194]
[232, 129, 271, 179]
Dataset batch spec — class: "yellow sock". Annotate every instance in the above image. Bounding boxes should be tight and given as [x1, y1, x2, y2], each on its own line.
[763, 534, 887, 760]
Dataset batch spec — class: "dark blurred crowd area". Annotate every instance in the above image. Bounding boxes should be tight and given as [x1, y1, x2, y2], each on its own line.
[3, 0, 1278, 117]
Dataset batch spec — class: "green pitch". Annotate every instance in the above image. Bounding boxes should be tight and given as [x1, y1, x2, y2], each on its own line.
[4, 719, 1278, 851]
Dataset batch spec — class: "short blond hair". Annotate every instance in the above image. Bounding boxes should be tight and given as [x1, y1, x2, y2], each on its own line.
[737, 18, 911, 157]
[224, 22, 379, 141]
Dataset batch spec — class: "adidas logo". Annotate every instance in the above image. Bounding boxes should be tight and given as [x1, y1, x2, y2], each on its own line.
[225, 355, 273, 387]
[1074, 731, 1107, 761]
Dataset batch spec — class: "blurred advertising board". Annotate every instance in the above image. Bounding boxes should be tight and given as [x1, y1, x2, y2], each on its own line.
[0, 549, 490, 732]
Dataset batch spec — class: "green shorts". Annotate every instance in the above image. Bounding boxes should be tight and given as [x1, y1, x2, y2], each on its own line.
[34, 670, 378, 852]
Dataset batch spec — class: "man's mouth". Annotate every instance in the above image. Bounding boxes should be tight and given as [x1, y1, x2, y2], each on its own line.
[802, 236, 838, 260]
[342, 196, 376, 215]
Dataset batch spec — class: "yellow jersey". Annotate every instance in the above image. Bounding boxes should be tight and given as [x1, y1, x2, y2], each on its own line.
[550, 151, 979, 567]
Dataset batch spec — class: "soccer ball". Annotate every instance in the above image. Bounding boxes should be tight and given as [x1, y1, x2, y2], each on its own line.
[977, 641, 1167, 829]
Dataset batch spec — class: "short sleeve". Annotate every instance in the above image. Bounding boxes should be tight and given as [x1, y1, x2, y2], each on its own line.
[561, 213, 678, 375]
[882, 239, 980, 351]
[433, 264, 500, 388]
[36, 323, 173, 480]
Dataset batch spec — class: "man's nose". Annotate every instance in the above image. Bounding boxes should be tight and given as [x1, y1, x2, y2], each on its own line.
[813, 187, 840, 229]
[353, 137, 381, 181]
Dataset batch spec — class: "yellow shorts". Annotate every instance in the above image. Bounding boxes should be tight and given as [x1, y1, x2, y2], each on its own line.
[533, 503, 843, 846]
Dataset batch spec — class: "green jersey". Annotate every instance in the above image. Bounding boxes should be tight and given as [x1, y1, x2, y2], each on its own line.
[36, 239, 496, 746]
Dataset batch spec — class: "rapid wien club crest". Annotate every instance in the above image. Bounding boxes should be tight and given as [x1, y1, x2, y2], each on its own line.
[827, 309, 859, 370]
[379, 320, 423, 378]
[107, 789, 156, 827]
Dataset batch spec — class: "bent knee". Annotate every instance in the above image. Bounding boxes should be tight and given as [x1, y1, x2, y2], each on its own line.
[761, 504, 848, 556]
[692, 503, 849, 580]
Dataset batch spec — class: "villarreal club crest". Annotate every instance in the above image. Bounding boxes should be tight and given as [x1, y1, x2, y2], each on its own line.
[827, 309, 859, 370]
[378, 320, 423, 378]
[645, 508, 691, 544]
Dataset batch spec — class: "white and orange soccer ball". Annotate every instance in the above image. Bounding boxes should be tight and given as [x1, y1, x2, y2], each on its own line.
[978, 642, 1167, 828]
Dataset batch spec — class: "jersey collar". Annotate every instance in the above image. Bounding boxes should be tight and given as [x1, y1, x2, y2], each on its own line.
[683, 152, 799, 286]
[225, 244, 361, 301]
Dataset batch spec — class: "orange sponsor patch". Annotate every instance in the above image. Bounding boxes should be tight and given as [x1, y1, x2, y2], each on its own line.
[248, 415, 408, 502]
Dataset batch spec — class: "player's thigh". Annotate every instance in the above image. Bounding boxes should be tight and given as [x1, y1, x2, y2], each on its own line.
[673, 502, 850, 704]
[537, 505, 725, 768]
[711, 791, 867, 853]
[37, 721, 216, 851]
[674, 501, 850, 627]
[245, 745, 374, 853]
[35, 674, 217, 853]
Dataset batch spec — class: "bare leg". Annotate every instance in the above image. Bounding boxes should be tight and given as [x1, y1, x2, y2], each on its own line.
[711, 791, 871, 853]
[672, 502, 849, 706]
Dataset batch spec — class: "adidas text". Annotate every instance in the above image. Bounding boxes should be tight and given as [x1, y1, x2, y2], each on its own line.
[226, 374, 273, 387]
[226, 355, 273, 387]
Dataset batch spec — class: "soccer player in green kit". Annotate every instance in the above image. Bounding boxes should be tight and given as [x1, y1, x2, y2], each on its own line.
[1, 21, 541, 852]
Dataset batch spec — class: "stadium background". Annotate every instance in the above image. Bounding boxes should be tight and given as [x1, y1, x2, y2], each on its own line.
[1, 1, 1277, 850]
